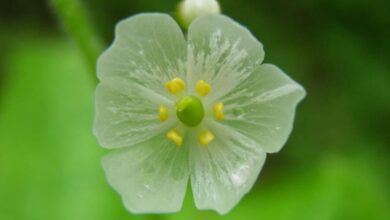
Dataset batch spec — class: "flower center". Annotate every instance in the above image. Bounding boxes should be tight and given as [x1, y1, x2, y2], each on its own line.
[161, 77, 225, 147]
[176, 95, 205, 127]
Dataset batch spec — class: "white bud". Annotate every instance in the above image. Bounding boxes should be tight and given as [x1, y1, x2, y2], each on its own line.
[177, 0, 221, 29]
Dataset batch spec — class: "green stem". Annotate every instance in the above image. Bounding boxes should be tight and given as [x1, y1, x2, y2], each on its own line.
[50, 0, 103, 82]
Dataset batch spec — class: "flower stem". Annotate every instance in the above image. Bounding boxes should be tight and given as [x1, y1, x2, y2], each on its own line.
[50, 0, 103, 82]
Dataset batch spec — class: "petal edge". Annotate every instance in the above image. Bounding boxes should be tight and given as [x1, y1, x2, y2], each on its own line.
[102, 134, 189, 213]
[221, 63, 306, 153]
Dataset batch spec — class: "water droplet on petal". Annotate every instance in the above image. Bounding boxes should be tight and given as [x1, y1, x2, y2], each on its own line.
[136, 193, 143, 198]
[230, 165, 251, 188]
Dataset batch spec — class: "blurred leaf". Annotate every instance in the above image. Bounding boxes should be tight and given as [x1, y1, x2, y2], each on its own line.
[0, 34, 133, 220]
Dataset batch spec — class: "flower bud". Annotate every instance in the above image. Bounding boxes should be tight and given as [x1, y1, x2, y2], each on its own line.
[177, 0, 221, 29]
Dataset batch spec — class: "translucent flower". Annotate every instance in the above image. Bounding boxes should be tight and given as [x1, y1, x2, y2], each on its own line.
[94, 13, 305, 214]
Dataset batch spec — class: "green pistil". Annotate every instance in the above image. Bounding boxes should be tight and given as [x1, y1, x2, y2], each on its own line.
[176, 95, 205, 127]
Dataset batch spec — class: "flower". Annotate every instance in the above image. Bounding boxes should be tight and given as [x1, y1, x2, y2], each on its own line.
[94, 13, 305, 214]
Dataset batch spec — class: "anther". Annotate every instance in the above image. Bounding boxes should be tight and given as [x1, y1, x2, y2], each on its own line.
[159, 106, 168, 122]
[199, 130, 215, 145]
[196, 80, 211, 96]
[166, 130, 183, 146]
[165, 78, 185, 95]
[213, 102, 224, 120]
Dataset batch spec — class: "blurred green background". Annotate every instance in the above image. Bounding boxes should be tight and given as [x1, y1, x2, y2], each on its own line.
[1, 0, 389, 219]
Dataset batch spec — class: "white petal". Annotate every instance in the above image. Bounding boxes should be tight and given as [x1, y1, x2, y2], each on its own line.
[187, 14, 264, 105]
[102, 134, 189, 213]
[190, 120, 267, 214]
[94, 77, 176, 148]
[221, 64, 306, 153]
[98, 13, 187, 100]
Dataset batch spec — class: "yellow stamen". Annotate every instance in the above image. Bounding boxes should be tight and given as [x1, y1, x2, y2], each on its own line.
[213, 102, 225, 120]
[159, 106, 168, 122]
[199, 130, 215, 145]
[165, 78, 185, 94]
[166, 130, 183, 146]
[195, 80, 211, 96]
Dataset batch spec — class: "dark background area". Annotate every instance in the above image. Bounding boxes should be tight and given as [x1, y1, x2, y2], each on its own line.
[0, 0, 389, 219]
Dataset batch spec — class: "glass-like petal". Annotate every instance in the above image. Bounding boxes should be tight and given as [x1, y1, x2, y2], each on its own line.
[187, 14, 264, 105]
[190, 120, 267, 214]
[94, 77, 177, 148]
[221, 64, 306, 153]
[97, 13, 187, 100]
[102, 134, 189, 213]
